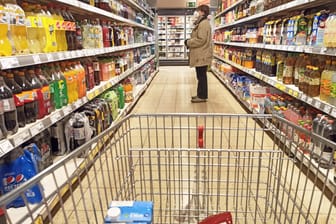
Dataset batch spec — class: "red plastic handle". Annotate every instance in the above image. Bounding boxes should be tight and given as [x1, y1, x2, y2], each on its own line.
[198, 125, 204, 148]
[198, 212, 232, 224]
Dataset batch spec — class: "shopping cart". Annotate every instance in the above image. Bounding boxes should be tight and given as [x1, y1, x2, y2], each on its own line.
[1, 114, 336, 224]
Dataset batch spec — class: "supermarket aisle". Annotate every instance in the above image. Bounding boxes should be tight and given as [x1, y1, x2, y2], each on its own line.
[132, 66, 247, 114]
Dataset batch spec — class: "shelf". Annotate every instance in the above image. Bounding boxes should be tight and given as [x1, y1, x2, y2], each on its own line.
[214, 41, 336, 56]
[214, 0, 317, 30]
[212, 67, 336, 196]
[213, 54, 336, 118]
[214, 0, 245, 19]
[54, 0, 154, 31]
[0, 42, 155, 70]
[6, 69, 159, 224]
[126, 0, 154, 19]
[0, 55, 156, 158]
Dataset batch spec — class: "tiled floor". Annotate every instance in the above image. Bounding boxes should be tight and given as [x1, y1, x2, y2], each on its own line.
[50, 67, 336, 223]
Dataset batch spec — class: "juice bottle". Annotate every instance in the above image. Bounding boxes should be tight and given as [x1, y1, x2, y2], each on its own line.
[69, 62, 78, 102]
[3, 71, 25, 127]
[38, 5, 57, 52]
[293, 54, 304, 86]
[0, 74, 18, 135]
[320, 59, 331, 101]
[14, 70, 36, 124]
[329, 14, 336, 48]
[26, 68, 45, 119]
[328, 61, 336, 106]
[54, 63, 68, 107]
[298, 55, 310, 91]
[276, 53, 285, 82]
[22, 3, 41, 53]
[60, 62, 74, 104]
[0, 2, 12, 56]
[4, 0, 29, 55]
[35, 66, 51, 116]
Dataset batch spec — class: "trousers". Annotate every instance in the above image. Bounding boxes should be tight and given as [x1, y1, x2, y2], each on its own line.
[196, 66, 208, 99]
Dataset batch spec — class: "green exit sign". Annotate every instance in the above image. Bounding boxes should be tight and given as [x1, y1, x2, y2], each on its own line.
[187, 2, 196, 7]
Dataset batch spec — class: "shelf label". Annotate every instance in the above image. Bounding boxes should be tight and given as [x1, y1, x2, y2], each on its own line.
[292, 91, 299, 98]
[320, 47, 327, 54]
[63, 106, 72, 115]
[57, 52, 65, 59]
[46, 54, 54, 61]
[30, 122, 45, 137]
[314, 100, 321, 109]
[305, 46, 313, 53]
[301, 94, 307, 101]
[74, 99, 83, 108]
[323, 104, 332, 114]
[106, 81, 112, 89]
[32, 55, 41, 64]
[288, 46, 296, 51]
[331, 108, 336, 118]
[71, 51, 77, 58]
[0, 57, 19, 69]
[307, 97, 313, 104]
[0, 140, 14, 156]
[65, 51, 71, 58]
[50, 111, 62, 123]
[288, 89, 293, 96]
[13, 131, 31, 146]
[87, 91, 95, 100]
[95, 89, 101, 96]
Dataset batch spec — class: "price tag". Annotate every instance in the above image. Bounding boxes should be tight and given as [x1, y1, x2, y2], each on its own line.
[32, 55, 41, 64]
[288, 46, 295, 51]
[46, 54, 54, 61]
[57, 52, 65, 59]
[307, 97, 313, 104]
[13, 131, 31, 146]
[70, 51, 77, 58]
[314, 100, 321, 109]
[74, 99, 83, 108]
[63, 106, 72, 115]
[0, 57, 19, 69]
[30, 122, 44, 137]
[305, 46, 313, 53]
[292, 91, 299, 98]
[331, 108, 336, 118]
[76, 50, 83, 57]
[50, 111, 62, 123]
[288, 89, 293, 96]
[0, 140, 14, 156]
[301, 94, 307, 101]
[106, 81, 112, 89]
[87, 92, 94, 100]
[95, 89, 101, 96]
[320, 47, 327, 54]
[65, 51, 71, 58]
[323, 104, 332, 114]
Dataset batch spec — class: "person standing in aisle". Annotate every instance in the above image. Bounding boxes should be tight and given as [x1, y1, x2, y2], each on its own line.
[185, 4, 213, 103]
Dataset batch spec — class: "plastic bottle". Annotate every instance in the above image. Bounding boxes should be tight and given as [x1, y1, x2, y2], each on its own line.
[295, 13, 308, 46]
[81, 19, 91, 49]
[48, 64, 62, 109]
[82, 58, 95, 90]
[75, 20, 83, 50]
[329, 14, 336, 48]
[14, 70, 37, 124]
[328, 61, 336, 106]
[316, 11, 328, 47]
[92, 57, 101, 86]
[54, 63, 68, 107]
[93, 19, 103, 48]
[50, 6, 67, 51]
[283, 53, 296, 84]
[0, 2, 12, 56]
[22, 3, 41, 53]
[50, 121, 66, 155]
[38, 5, 57, 52]
[75, 61, 86, 98]
[4, 0, 29, 55]
[102, 20, 110, 48]
[4, 71, 25, 127]
[35, 66, 51, 116]
[319, 119, 335, 169]
[69, 62, 78, 102]
[33, 5, 47, 52]
[293, 54, 304, 86]
[26, 68, 45, 119]
[117, 85, 125, 109]
[60, 62, 74, 104]
[320, 59, 331, 101]
[63, 8, 76, 51]
[0, 74, 18, 135]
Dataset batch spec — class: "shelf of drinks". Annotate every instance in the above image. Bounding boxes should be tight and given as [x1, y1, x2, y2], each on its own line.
[214, 0, 315, 30]
[0, 42, 155, 70]
[6, 68, 159, 224]
[0, 55, 155, 158]
[214, 41, 336, 56]
[214, 0, 245, 19]
[54, 0, 154, 31]
[213, 54, 336, 118]
[212, 67, 336, 194]
[126, 0, 155, 19]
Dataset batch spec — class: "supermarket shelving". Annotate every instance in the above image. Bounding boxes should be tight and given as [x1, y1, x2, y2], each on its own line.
[212, 67, 336, 195]
[0, 55, 156, 158]
[0, 42, 155, 70]
[213, 54, 336, 119]
[126, 0, 154, 19]
[214, 41, 336, 56]
[6, 68, 159, 224]
[214, 0, 245, 19]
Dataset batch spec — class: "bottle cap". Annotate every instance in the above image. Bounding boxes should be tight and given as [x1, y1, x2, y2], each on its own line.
[107, 207, 121, 219]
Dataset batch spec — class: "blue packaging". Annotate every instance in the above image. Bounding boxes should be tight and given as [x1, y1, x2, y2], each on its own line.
[104, 201, 153, 224]
[0, 148, 43, 208]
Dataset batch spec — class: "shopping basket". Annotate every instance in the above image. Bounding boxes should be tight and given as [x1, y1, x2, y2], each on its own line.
[1, 113, 336, 224]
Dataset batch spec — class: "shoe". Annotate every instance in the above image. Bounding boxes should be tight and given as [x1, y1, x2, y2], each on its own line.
[191, 97, 207, 103]
[191, 95, 198, 99]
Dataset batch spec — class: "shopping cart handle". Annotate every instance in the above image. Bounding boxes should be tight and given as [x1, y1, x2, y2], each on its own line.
[198, 125, 204, 148]
[198, 212, 232, 224]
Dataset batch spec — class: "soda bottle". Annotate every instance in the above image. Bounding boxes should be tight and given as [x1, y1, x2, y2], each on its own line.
[0, 2, 12, 56]
[0, 74, 18, 135]
[102, 20, 110, 48]
[37, 5, 57, 52]
[49, 6, 67, 51]
[69, 62, 78, 102]
[60, 62, 73, 104]
[26, 68, 45, 119]
[48, 64, 62, 109]
[54, 63, 68, 106]
[14, 70, 37, 124]
[75, 61, 86, 98]
[117, 85, 125, 109]
[35, 66, 51, 115]
[4, 0, 29, 55]
[62, 8, 75, 51]
[75, 20, 83, 50]
[81, 58, 95, 90]
[81, 19, 91, 49]
[4, 71, 25, 127]
[93, 19, 103, 48]
[21, 3, 41, 53]
[50, 121, 66, 155]
[319, 119, 336, 169]
[32, 4, 47, 53]
[92, 57, 101, 86]
[72, 113, 86, 149]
